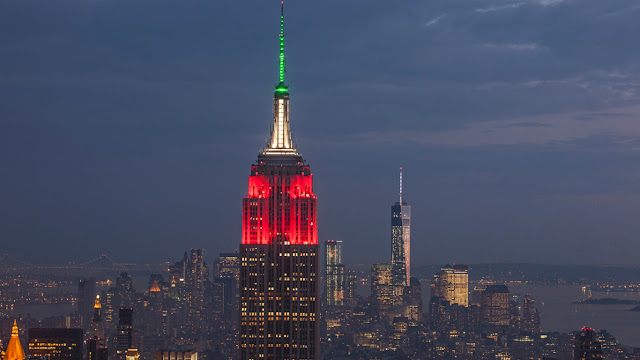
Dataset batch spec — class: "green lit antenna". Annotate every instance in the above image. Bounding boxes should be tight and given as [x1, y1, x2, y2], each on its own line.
[279, 1, 285, 84]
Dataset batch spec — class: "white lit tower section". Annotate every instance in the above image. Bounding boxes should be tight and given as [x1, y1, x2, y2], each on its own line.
[391, 168, 411, 289]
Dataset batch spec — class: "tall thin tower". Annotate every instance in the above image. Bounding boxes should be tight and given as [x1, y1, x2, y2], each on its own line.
[240, 3, 319, 359]
[391, 168, 411, 288]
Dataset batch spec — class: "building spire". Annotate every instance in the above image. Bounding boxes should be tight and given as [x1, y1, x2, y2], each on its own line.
[5, 320, 26, 360]
[262, 2, 298, 157]
[279, 1, 285, 85]
[399, 167, 403, 204]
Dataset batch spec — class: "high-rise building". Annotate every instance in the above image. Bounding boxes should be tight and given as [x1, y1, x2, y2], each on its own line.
[87, 295, 107, 360]
[115, 309, 134, 360]
[239, 4, 318, 359]
[391, 168, 411, 289]
[371, 264, 394, 311]
[4, 320, 25, 360]
[325, 240, 346, 306]
[472, 284, 511, 326]
[431, 264, 469, 307]
[403, 277, 422, 326]
[28, 328, 84, 360]
[78, 278, 96, 329]
[213, 253, 240, 319]
[345, 270, 359, 306]
[575, 327, 603, 360]
[522, 295, 541, 334]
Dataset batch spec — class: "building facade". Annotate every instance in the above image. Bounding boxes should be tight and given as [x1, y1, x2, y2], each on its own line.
[239, 5, 318, 359]
[371, 264, 394, 311]
[325, 240, 345, 307]
[431, 264, 469, 307]
[28, 328, 84, 360]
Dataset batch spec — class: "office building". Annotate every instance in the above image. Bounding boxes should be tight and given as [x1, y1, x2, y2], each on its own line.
[325, 240, 346, 306]
[28, 328, 83, 360]
[371, 264, 394, 311]
[472, 284, 511, 326]
[239, 4, 319, 359]
[575, 327, 603, 360]
[78, 278, 96, 329]
[431, 264, 469, 307]
[115, 309, 134, 360]
[522, 295, 541, 334]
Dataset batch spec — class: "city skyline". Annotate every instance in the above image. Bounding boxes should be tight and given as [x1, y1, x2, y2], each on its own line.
[4, 0, 640, 266]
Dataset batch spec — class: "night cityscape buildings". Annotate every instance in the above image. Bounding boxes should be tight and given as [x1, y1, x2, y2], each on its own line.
[239, 4, 318, 359]
[3, 4, 640, 360]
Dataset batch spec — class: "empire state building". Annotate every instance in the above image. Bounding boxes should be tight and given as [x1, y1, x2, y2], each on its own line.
[239, 4, 319, 360]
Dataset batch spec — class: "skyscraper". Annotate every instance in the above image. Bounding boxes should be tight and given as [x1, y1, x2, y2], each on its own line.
[78, 278, 96, 329]
[431, 264, 469, 307]
[325, 240, 346, 306]
[213, 252, 240, 320]
[472, 284, 511, 326]
[391, 168, 411, 289]
[370, 264, 394, 311]
[522, 295, 541, 334]
[575, 327, 603, 360]
[239, 4, 318, 359]
[115, 309, 134, 360]
[87, 295, 108, 360]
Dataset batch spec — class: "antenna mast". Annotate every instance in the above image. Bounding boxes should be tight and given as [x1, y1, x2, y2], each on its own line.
[399, 167, 403, 204]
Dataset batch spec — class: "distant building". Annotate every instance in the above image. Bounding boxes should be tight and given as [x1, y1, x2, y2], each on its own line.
[115, 309, 133, 360]
[153, 351, 197, 360]
[472, 284, 511, 326]
[212, 253, 239, 320]
[28, 328, 83, 360]
[575, 327, 603, 360]
[87, 295, 107, 360]
[78, 278, 96, 329]
[431, 264, 469, 307]
[345, 270, 359, 306]
[325, 240, 346, 306]
[391, 168, 411, 289]
[403, 277, 422, 326]
[4, 320, 25, 360]
[125, 350, 140, 360]
[371, 264, 394, 311]
[522, 295, 541, 334]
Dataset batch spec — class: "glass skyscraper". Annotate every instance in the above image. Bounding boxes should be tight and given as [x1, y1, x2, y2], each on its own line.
[391, 168, 411, 289]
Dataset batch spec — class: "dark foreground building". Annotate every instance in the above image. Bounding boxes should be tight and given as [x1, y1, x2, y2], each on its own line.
[28, 328, 83, 360]
[239, 4, 318, 360]
[575, 327, 603, 360]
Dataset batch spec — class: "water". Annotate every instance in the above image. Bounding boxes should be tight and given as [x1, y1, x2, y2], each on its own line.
[508, 284, 640, 347]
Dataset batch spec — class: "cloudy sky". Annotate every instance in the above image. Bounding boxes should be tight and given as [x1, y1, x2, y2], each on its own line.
[2, 0, 640, 266]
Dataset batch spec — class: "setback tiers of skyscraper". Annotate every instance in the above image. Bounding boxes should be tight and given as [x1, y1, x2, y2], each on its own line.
[239, 4, 319, 360]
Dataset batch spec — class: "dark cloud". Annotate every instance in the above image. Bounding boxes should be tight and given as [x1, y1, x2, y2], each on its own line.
[2, 0, 640, 265]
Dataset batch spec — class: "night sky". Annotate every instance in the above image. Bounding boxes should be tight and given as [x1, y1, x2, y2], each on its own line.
[3, 0, 640, 266]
